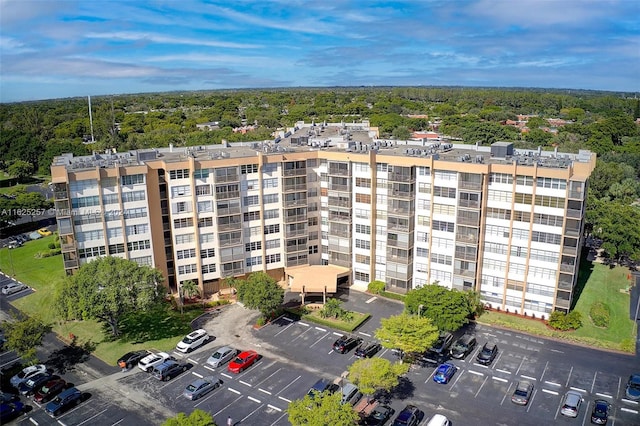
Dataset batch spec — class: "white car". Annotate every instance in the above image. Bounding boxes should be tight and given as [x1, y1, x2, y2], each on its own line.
[10, 364, 47, 388]
[176, 329, 209, 353]
[138, 352, 171, 372]
[1, 283, 27, 295]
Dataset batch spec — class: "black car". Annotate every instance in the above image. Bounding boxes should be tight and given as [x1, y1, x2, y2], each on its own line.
[476, 342, 498, 365]
[152, 360, 188, 381]
[118, 350, 151, 370]
[45, 387, 82, 417]
[361, 404, 395, 425]
[355, 342, 382, 358]
[450, 334, 476, 359]
[590, 399, 610, 425]
[307, 378, 339, 397]
[422, 332, 454, 365]
[392, 404, 423, 426]
[333, 335, 363, 354]
[18, 372, 52, 396]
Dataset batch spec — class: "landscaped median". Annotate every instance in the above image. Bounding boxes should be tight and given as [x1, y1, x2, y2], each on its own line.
[285, 305, 370, 333]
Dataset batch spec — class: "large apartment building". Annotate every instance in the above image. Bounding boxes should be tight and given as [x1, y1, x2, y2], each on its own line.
[50, 121, 596, 318]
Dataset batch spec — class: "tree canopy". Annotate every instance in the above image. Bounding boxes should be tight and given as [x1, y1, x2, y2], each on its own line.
[54, 256, 165, 337]
[162, 409, 216, 426]
[347, 357, 409, 396]
[404, 284, 475, 332]
[1, 315, 51, 364]
[235, 271, 285, 319]
[374, 313, 439, 355]
[287, 391, 360, 426]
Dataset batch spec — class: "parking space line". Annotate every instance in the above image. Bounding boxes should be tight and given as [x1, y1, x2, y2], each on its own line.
[449, 369, 464, 389]
[228, 387, 241, 394]
[595, 393, 612, 399]
[278, 396, 292, 403]
[500, 382, 514, 405]
[565, 366, 574, 387]
[270, 412, 288, 426]
[468, 370, 484, 376]
[58, 420, 66, 426]
[75, 408, 109, 426]
[0, 357, 20, 368]
[570, 386, 586, 393]
[241, 403, 266, 423]
[545, 381, 561, 387]
[239, 380, 252, 387]
[254, 367, 282, 388]
[542, 389, 559, 395]
[259, 388, 272, 395]
[540, 361, 549, 382]
[491, 351, 503, 369]
[621, 398, 639, 405]
[333, 332, 342, 336]
[492, 376, 508, 383]
[496, 368, 511, 375]
[298, 322, 309, 327]
[275, 375, 301, 396]
[473, 363, 488, 369]
[514, 356, 526, 376]
[247, 396, 261, 403]
[187, 358, 198, 364]
[358, 331, 371, 337]
[365, 296, 377, 303]
[111, 419, 124, 426]
[315, 326, 326, 332]
[474, 376, 488, 397]
[274, 323, 295, 337]
[282, 317, 294, 322]
[310, 332, 330, 349]
[526, 388, 537, 412]
[617, 376, 622, 399]
[521, 375, 536, 381]
[213, 395, 243, 416]
[291, 326, 313, 342]
[621, 407, 639, 414]
[221, 372, 233, 379]
[192, 372, 203, 378]
[590, 371, 598, 393]
[29, 418, 38, 425]
[267, 404, 282, 412]
[204, 364, 215, 372]
[424, 368, 437, 383]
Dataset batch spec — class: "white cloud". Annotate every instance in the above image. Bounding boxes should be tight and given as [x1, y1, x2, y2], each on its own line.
[85, 31, 261, 49]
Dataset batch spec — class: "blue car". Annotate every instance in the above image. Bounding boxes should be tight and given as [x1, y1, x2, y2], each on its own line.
[433, 362, 457, 384]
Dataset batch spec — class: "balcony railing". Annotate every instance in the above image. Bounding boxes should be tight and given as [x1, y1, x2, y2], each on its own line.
[58, 226, 73, 235]
[388, 174, 414, 183]
[217, 206, 241, 216]
[389, 190, 412, 199]
[385, 269, 412, 280]
[554, 298, 570, 309]
[221, 267, 244, 277]
[568, 190, 583, 199]
[562, 246, 578, 255]
[329, 258, 351, 268]
[560, 263, 575, 273]
[387, 223, 411, 232]
[454, 268, 476, 278]
[284, 198, 307, 207]
[53, 191, 68, 199]
[64, 259, 79, 269]
[283, 168, 307, 177]
[61, 242, 76, 251]
[456, 234, 478, 244]
[217, 222, 242, 231]
[328, 199, 351, 208]
[454, 252, 477, 262]
[387, 239, 412, 250]
[328, 243, 351, 253]
[459, 181, 483, 191]
[283, 183, 307, 192]
[388, 207, 411, 215]
[220, 254, 245, 263]
[458, 200, 480, 209]
[557, 280, 572, 291]
[566, 209, 582, 219]
[328, 167, 350, 176]
[216, 191, 240, 200]
[456, 217, 479, 227]
[286, 257, 307, 267]
[285, 228, 308, 238]
[216, 174, 239, 183]
[219, 239, 243, 248]
[284, 214, 307, 223]
[564, 229, 580, 238]
[328, 213, 351, 223]
[286, 245, 307, 254]
[328, 184, 350, 192]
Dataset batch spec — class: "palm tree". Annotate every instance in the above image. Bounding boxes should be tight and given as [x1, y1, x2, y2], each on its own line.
[180, 280, 200, 301]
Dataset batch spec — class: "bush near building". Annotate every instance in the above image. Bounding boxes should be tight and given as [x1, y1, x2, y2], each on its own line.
[548, 310, 582, 331]
[589, 302, 610, 328]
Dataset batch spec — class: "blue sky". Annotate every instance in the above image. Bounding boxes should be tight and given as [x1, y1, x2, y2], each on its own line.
[1, 0, 638, 102]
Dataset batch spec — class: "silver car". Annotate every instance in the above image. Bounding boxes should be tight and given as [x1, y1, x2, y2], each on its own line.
[1, 283, 27, 295]
[206, 346, 238, 368]
[183, 376, 222, 400]
[560, 390, 583, 417]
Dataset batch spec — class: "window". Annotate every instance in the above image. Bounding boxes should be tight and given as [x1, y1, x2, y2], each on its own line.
[241, 164, 258, 174]
[246, 256, 262, 267]
[510, 245, 528, 258]
[193, 168, 210, 179]
[489, 173, 513, 184]
[265, 239, 280, 249]
[121, 174, 144, 186]
[264, 209, 279, 220]
[171, 185, 191, 198]
[102, 193, 119, 205]
[100, 177, 117, 188]
[431, 269, 452, 283]
[355, 224, 371, 235]
[512, 228, 530, 240]
[200, 233, 214, 244]
[355, 177, 371, 188]
[434, 170, 457, 181]
[355, 271, 370, 282]
[126, 224, 149, 235]
[355, 254, 370, 265]
[128, 240, 151, 251]
[262, 178, 278, 188]
[432, 220, 454, 232]
[263, 194, 279, 204]
[108, 243, 125, 255]
[195, 185, 211, 196]
[121, 190, 146, 203]
[246, 242, 261, 252]
[516, 175, 534, 186]
[178, 264, 198, 274]
[531, 231, 561, 245]
[513, 210, 530, 223]
[418, 166, 430, 176]
[484, 242, 508, 255]
[308, 217, 318, 226]
[198, 200, 213, 213]
[175, 233, 194, 244]
[177, 248, 196, 259]
[241, 179, 259, 191]
[201, 248, 216, 258]
[433, 204, 456, 216]
[528, 266, 557, 281]
[244, 211, 261, 222]
[486, 208, 511, 220]
[70, 179, 98, 193]
[79, 246, 106, 258]
[266, 253, 281, 264]
[376, 178, 387, 189]
[416, 247, 429, 257]
[509, 262, 526, 276]
[488, 190, 512, 203]
[132, 256, 152, 266]
[376, 163, 388, 172]
[174, 218, 194, 229]
[202, 263, 216, 274]
[243, 195, 259, 206]
[355, 193, 371, 204]
[264, 224, 280, 235]
[418, 182, 431, 193]
[77, 230, 104, 242]
[537, 177, 567, 190]
[355, 239, 370, 250]
[123, 208, 147, 219]
[74, 214, 102, 225]
[433, 186, 456, 198]
[107, 227, 122, 238]
[198, 217, 213, 228]
[174, 201, 191, 214]
[483, 258, 506, 271]
[432, 236, 454, 249]
[430, 253, 452, 265]
[71, 196, 100, 208]
[417, 231, 429, 243]
[482, 275, 504, 288]
[169, 169, 189, 179]
[534, 195, 565, 208]
[533, 213, 563, 227]
[417, 215, 430, 226]
[486, 224, 510, 238]
[529, 248, 558, 263]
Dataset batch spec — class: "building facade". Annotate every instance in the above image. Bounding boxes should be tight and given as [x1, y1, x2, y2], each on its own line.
[50, 121, 596, 317]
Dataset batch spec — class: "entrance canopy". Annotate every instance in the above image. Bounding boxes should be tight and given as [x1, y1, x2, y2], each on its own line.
[286, 265, 351, 294]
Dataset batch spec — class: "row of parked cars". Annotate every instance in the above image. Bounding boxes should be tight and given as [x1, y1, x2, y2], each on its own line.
[2, 364, 84, 421]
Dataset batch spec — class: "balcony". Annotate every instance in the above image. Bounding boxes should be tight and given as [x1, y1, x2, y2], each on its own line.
[557, 280, 572, 291]
[458, 199, 480, 209]
[286, 257, 308, 267]
[284, 198, 307, 208]
[329, 257, 351, 268]
[219, 239, 243, 248]
[328, 166, 350, 176]
[387, 239, 412, 250]
[328, 243, 351, 253]
[58, 226, 73, 235]
[388, 207, 411, 215]
[61, 242, 76, 251]
[221, 267, 244, 277]
[283, 183, 307, 192]
[554, 298, 570, 309]
[560, 263, 575, 273]
[456, 217, 479, 227]
[387, 223, 411, 232]
[328, 184, 350, 192]
[53, 190, 68, 200]
[216, 174, 239, 183]
[389, 190, 412, 199]
[220, 254, 245, 263]
[284, 214, 307, 223]
[565, 228, 580, 238]
[388, 174, 414, 183]
[456, 233, 478, 244]
[216, 191, 240, 200]
[566, 209, 582, 219]
[454, 268, 476, 278]
[454, 252, 477, 262]
[328, 198, 351, 208]
[286, 245, 307, 254]
[459, 181, 483, 191]
[385, 269, 412, 280]
[217, 221, 242, 232]
[328, 212, 351, 223]
[562, 246, 578, 256]
[568, 190, 583, 200]
[285, 228, 308, 238]
[64, 259, 79, 269]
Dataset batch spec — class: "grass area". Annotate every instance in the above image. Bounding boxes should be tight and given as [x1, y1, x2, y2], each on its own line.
[478, 257, 637, 353]
[286, 308, 371, 332]
[0, 235, 204, 365]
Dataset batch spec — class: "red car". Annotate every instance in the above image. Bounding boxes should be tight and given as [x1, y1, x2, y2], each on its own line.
[227, 350, 259, 373]
[33, 378, 66, 404]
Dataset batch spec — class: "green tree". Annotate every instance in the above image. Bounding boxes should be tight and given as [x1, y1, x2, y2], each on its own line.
[404, 284, 474, 332]
[374, 313, 439, 355]
[347, 357, 409, 397]
[180, 280, 200, 300]
[287, 391, 359, 426]
[2, 315, 51, 364]
[592, 203, 640, 260]
[162, 409, 216, 426]
[8, 160, 34, 182]
[391, 126, 411, 140]
[319, 298, 350, 320]
[15, 191, 52, 222]
[235, 272, 284, 319]
[54, 256, 165, 337]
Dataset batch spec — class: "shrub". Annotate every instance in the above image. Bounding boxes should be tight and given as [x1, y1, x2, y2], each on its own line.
[368, 280, 385, 295]
[48, 242, 56, 249]
[589, 302, 610, 328]
[255, 317, 266, 327]
[548, 310, 582, 331]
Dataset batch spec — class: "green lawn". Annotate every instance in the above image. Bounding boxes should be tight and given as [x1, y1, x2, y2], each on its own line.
[478, 257, 637, 353]
[0, 235, 204, 365]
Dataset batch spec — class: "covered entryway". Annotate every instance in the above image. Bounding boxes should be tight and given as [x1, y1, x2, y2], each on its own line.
[286, 265, 351, 304]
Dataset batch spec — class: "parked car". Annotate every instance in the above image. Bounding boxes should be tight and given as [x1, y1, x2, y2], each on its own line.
[7, 240, 22, 249]
[228, 350, 259, 373]
[425, 414, 451, 426]
[1, 283, 27, 295]
[183, 376, 222, 400]
[37, 228, 52, 236]
[117, 350, 151, 370]
[422, 332, 454, 365]
[355, 342, 382, 358]
[18, 372, 52, 396]
[0, 392, 19, 404]
[392, 404, 423, 426]
[138, 352, 171, 372]
[45, 387, 82, 417]
[340, 382, 362, 406]
[361, 404, 394, 426]
[10, 364, 47, 388]
[0, 401, 24, 423]
[33, 378, 67, 403]
[511, 381, 534, 406]
[307, 378, 339, 397]
[433, 362, 457, 384]
[333, 335, 363, 354]
[152, 360, 188, 381]
[560, 390, 584, 418]
[176, 329, 209, 353]
[590, 399, 610, 425]
[476, 342, 498, 365]
[625, 373, 640, 400]
[206, 346, 238, 368]
[449, 334, 476, 359]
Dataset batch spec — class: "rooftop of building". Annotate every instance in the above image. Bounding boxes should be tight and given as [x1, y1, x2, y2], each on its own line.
[52, 120, 594, 172]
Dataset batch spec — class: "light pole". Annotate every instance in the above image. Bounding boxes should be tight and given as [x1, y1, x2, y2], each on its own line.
[7, 246, 15, 277]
